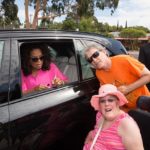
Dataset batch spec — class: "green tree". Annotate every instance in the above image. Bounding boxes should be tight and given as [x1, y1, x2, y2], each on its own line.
[120, 28, 146, 50]
[62, 18, 77, 30]
[96, 0, 119, 15]
[128, 26, 150, 33]
[24, 0, 119, 29]
[76, 0, 94, 18]
[0, 0, 20, 28]
[79, 17, 99, 33]
[67, 0, 119, 28]
[125, 20, 127, 28]
[120, 28, 146, 38]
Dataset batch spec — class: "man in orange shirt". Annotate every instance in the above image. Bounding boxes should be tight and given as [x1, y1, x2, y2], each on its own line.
[84, 45, 150, 111]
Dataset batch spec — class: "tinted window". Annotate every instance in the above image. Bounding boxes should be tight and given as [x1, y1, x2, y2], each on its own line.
[83, 39, 112, 56]
[107, 38, 128, 55]
[75, 40, 94, 80]
[0, 40, 10, 104]
[0, 41, 4, 69]
[83, 38, 127, 56]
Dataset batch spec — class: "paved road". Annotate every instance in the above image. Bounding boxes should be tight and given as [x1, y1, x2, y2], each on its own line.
[128, 51, 139, 59]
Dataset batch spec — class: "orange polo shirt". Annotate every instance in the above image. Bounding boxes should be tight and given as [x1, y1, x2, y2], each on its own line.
[96, 55, 150, 111]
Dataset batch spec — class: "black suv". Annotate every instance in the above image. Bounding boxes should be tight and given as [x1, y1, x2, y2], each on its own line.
[0, 30, 127, 150]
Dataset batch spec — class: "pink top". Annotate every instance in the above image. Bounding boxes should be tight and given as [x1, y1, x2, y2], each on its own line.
[22, 63, 68, 92]
[83, 112, 132, 150]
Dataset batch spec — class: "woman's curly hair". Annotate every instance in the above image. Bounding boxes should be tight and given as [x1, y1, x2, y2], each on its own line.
[21, 43, 51, 76]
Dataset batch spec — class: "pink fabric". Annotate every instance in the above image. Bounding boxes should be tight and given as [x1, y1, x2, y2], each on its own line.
[22, 63, 68, 92]
[83, 112, 132, 150]
[91, 84, 128, 111]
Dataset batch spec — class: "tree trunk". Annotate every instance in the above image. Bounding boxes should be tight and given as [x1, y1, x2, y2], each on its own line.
[31, 0, 40, 29]
[41, 0, 47, 28]
[25, 0, 30, 29]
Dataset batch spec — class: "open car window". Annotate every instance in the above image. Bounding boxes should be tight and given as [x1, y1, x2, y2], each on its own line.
[19, 39, 78, 96]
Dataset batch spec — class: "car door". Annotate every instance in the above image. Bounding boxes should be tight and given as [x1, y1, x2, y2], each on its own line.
[7, 36, 98, 150]
[0, 39, 11, 150]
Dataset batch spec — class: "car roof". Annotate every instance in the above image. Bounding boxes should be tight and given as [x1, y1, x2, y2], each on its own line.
[0, 29, 127, 55]
[0, 29, 105, 38]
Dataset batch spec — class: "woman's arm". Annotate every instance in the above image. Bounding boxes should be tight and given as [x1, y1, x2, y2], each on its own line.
[84, 130, 94, 144]
[23, 85, 49, 95]
[118, 117, 144, 150]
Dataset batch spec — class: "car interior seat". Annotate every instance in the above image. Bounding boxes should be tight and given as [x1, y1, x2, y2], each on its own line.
[55, 56, 69, 74]
[65, 56, 78, 82]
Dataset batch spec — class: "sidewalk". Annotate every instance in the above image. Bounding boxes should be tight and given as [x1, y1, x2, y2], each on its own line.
[128, 51, 139, 59]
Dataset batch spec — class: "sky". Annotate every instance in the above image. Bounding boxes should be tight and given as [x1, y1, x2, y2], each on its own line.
[16, 0, 150, 29]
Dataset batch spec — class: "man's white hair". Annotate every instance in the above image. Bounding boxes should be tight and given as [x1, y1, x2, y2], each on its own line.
[84, 44, 108, 58]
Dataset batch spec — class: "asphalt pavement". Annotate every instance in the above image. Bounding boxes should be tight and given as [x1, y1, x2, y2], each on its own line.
[128, 51, 139, 59]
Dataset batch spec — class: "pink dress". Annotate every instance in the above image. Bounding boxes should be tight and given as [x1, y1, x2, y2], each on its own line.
[22, 63, 68, 92]
[83, 112, 133, 150]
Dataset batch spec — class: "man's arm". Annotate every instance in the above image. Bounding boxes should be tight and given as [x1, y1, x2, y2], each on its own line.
[118, 67, 150, 95]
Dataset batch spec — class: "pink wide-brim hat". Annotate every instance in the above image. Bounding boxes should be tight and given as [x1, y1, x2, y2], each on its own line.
[91, 84, 128, 111]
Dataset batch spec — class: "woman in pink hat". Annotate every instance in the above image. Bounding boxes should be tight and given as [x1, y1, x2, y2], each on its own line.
[83, 84, 144, 150]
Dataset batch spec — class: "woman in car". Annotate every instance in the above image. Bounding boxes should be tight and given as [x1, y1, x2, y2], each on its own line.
[83, 84, 144, 150]
[84, 45, 150, 112]
[21, 43, 68, 95]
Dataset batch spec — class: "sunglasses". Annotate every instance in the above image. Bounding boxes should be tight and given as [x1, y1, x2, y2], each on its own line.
[30, 56, 44, 62]
[99, 98, 116, 104]
[87, 51, 100, 63]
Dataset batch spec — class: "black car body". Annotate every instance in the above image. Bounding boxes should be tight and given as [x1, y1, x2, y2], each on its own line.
[0, 30, 127, 150]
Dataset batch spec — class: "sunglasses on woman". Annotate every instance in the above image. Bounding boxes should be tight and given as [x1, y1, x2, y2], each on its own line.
[30, 56, 44, 62]
[87, 51, 100, 63]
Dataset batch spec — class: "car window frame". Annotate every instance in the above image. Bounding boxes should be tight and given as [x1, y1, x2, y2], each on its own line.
[0, 38, 11, 105]
[9, 37, 81, 102]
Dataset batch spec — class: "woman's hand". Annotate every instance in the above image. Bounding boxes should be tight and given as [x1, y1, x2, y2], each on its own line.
[52, 76, 64, 87]
[34, 84, 49, 91]
[23, 85, 49, 95]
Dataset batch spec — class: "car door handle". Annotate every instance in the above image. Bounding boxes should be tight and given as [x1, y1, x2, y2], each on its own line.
[75, 90, 83, 96]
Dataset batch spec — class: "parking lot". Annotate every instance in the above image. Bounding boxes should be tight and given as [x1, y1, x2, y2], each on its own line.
[128, 50, 139, 59]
